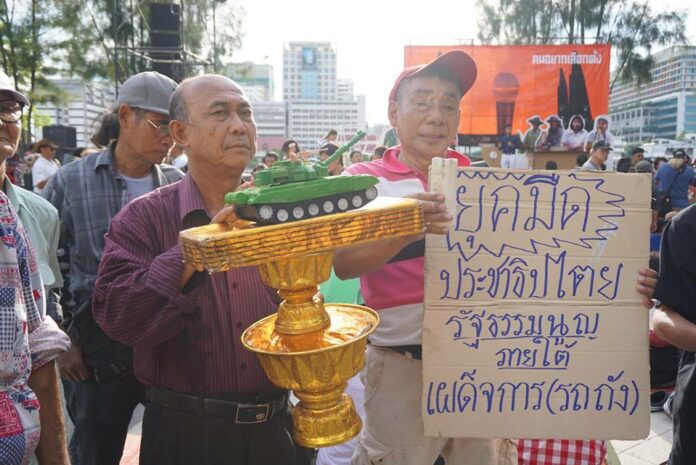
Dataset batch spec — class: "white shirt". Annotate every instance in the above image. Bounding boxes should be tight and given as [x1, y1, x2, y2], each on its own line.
[561, 129, 588, 149]
[120, 173, 156, 203]
[32, 156, 60, 193]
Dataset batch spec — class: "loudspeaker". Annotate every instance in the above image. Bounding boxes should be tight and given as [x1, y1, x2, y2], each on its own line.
[42, 125, 77, 149]
[149, 3, 180, 32]
[149, 3, 182, 81]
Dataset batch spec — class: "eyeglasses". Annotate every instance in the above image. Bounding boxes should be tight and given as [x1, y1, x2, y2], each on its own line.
[0, 100, 24, 123]
[145, 117, 170, 137]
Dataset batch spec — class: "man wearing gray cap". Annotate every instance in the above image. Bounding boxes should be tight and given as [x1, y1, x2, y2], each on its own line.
[43, 71, 183, 465]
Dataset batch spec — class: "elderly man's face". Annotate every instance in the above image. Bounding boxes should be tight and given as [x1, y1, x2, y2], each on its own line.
[177, 76, 256, 172]
[389, 75, 460, 163]
[0, 91, 22, 162]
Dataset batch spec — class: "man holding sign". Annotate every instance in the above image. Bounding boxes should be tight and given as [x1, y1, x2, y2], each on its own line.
[334, 51, 517, 465]
[335, 51, 659, 465]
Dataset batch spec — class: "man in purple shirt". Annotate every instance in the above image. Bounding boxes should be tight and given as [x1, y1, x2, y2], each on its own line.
[93, 75, 311, 465]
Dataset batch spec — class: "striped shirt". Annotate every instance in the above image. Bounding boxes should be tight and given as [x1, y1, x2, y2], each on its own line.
[345, 146, 470, 346]
[93, 174, 280, 394]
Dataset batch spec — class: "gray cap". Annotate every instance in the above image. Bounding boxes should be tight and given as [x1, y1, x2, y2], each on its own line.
[116, 71, 177, 115]
[634, 160, 653, 173]
[0, 70, 29, 106]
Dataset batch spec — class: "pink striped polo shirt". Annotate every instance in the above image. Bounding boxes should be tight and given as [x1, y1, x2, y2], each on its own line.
[345, 146, 470, 346]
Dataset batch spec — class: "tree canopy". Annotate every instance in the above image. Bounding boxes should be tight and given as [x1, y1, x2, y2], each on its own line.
[0, 0, 245, 140]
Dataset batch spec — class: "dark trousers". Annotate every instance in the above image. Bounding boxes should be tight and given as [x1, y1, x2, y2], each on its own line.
[65, 374, 146, 465]
[140, 400, 313, 465]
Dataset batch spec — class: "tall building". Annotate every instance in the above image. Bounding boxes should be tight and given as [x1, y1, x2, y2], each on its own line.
[336, 79, 354, 102]
[283, 42, 366, 149]
[610, 46, 696, 144]
[283, 42, 336, 101]
[254, 101, 288, 152]
[34, 79, 115, 147]
[227, 62, 274, 102]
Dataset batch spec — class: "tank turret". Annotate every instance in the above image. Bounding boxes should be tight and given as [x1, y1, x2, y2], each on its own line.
[226, 131, 378, 224]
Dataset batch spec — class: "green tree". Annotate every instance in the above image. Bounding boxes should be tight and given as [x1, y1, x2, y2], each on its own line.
[477, 0, 689, 90]
[0, 0, 68, 142]
[56, 0, 245, 81]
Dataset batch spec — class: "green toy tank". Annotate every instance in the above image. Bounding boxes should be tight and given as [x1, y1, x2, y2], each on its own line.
[225, 130, 379, 224]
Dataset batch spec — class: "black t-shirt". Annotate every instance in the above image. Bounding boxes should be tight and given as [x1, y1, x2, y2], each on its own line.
[654, 204, 696, 465]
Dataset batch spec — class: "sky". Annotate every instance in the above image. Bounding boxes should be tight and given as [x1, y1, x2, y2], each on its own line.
[232, 0, 696, 126]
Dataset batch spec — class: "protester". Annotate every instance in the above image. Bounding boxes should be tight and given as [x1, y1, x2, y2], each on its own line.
[32, 139, 60, 193]
[350, 149, 364, 165]
[0, 69, 71, 465]
[560, 114, 588, 151]
[654, 149, 695, 214]
[372, 145, 387, 161]
[616, 157, 632, 173]
[43, 71, 182, 465]
[319, 142, 342, 175]
[334, 50, 517, 465]
[0, 190, 71, 465]
[168, 143, 188, 171]
[584, 115, 614, 150]
[281, 138, 301, 159]
[655, 156, 668, 172]
[92, 74, 311, 465]
[631, 146, 645, 168]
[263, 151, 279, 168]
[581, 140, 612, 171]
[576, 152, 589, 168]
[324, 128, 338, 144]
[652, 204, 696, 465]
[496, 123, 522, 168]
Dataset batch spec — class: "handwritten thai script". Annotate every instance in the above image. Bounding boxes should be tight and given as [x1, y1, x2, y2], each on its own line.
[425, 369, 639, 416]
[439, 253, 623, 301]
[448, 171, 625, 260]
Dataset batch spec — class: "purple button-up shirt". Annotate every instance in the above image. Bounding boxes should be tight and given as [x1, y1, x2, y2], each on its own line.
[93, 174, 279, 394]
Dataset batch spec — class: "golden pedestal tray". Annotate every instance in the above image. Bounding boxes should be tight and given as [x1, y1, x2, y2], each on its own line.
[179, 197, 424, 447]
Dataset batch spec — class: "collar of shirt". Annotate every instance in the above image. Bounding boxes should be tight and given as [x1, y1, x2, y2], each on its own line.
[94, 144, 172, 188]
[381, 145, 470, 183]
[178, 173, 211, 229]
[2, 177, 32, 221]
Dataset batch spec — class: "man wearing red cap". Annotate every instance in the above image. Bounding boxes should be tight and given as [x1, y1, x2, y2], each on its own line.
[334, 51, 517, 465]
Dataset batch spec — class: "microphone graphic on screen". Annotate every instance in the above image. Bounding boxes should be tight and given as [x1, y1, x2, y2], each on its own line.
[492, 72, 520, 135]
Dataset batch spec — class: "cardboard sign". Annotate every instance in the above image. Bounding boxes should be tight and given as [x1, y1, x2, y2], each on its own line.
[423, 160, 651, 440]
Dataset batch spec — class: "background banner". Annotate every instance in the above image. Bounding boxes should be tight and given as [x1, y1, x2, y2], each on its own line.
[405, 45, 611, 138]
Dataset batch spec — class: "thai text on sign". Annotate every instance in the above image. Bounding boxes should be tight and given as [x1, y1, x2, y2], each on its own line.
[423, 160, 651, 439]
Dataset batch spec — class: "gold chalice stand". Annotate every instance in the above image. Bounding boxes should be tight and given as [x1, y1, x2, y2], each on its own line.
[179, 197, 424, 447]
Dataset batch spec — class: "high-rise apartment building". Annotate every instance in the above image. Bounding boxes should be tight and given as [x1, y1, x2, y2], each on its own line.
[610, 46, 696, 144]
[283, 42, 336, 101]
[283, 42, 366, 149]
[34, 79, 115, 147]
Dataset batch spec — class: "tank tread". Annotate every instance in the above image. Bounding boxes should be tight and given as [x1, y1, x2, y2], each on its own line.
[234, 186, 378, 225]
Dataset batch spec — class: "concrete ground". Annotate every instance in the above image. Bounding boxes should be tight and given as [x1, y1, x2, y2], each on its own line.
[610, 411, 672, 465]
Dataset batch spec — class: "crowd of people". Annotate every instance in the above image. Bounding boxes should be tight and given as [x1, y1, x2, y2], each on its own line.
[0, 47, 693, 465]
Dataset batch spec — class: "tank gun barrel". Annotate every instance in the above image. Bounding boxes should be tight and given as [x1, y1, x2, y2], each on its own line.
[320, 130, 366, 167]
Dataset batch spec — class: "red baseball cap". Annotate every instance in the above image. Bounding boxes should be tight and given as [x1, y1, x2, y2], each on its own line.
[388, 50, 477, 103]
